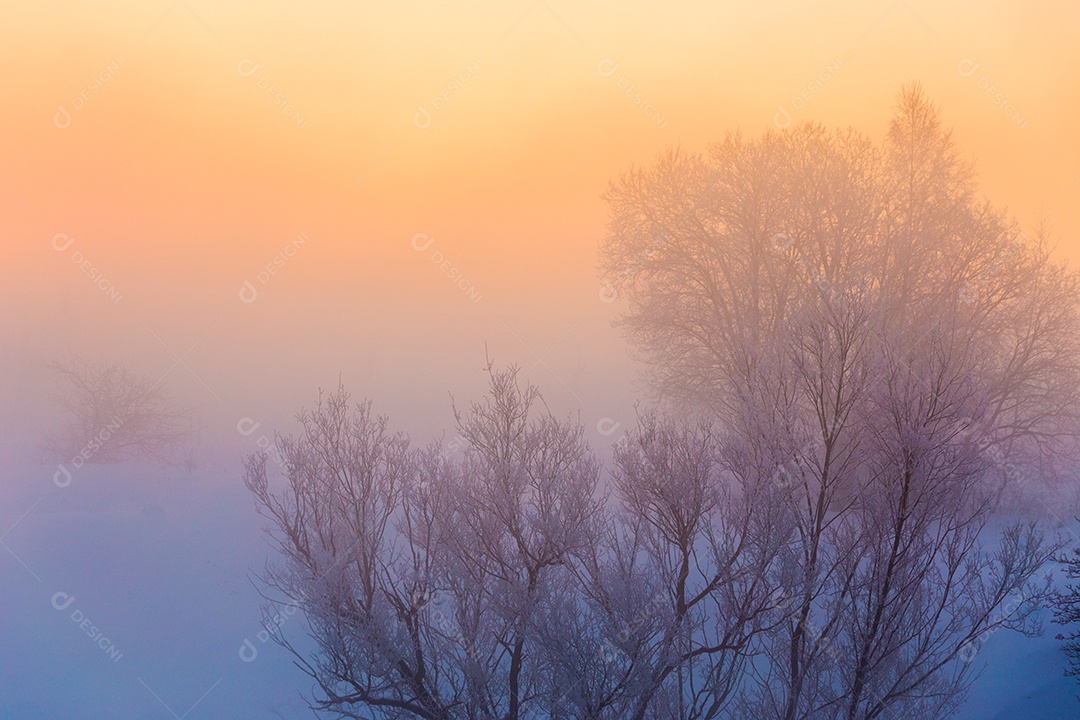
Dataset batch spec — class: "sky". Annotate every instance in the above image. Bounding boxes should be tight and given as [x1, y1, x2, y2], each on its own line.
[2, 0, 1079, 455]
[2, 3, 1079, 717]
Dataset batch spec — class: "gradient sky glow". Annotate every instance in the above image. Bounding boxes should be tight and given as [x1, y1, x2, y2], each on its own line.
[2, 6, 1079, 717]
[3, 0, 1079, 457]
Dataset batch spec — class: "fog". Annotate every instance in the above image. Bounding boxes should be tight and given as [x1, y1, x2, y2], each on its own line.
[2, 2, 1080, 718]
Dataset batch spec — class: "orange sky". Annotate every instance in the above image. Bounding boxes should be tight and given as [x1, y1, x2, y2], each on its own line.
[2, 1, 1078, 452]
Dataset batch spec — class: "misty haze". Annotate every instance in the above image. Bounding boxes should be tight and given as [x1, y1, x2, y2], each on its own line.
[3, 3, 1080, 720]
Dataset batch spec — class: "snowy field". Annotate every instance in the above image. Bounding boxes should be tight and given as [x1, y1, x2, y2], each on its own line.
[0, 451, 309, 719]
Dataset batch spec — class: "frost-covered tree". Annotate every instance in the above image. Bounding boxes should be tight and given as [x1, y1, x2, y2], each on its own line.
[246, 85, 1079, 720]
[246, 383, 453, 719]
[45, 355, 194, 467]
[246, 371, 793, 720]
[588, 412, 792, 720]
[245, 368, 605, 720]
[600, 85, 1077, 719]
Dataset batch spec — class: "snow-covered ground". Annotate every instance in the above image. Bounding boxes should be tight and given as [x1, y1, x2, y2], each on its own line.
[0, 450, 310, 719]
[1, 447, 1076, 719]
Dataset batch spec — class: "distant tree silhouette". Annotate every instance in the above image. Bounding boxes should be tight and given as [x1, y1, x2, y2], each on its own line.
[45, 356, 194, 468]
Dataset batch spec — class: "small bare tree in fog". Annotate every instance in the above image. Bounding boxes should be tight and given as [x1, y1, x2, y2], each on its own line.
[45, 356, 194, 467]
[601, 85, 1078, 719]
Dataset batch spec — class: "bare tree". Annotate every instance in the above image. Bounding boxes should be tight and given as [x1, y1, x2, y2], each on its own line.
[45, 355, 194, 467]
[246, 86, 1077, 720]
[588, 412, 791, 720]
[442, 365, 603, 720]
[245, 368, 604, 720]
[247, 377, 789, 720]
[600, 85, 1076, 719]
[245, 385, 449, 718]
